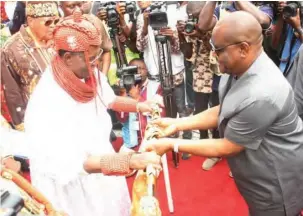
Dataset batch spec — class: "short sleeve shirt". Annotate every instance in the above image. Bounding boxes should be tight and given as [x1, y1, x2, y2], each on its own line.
[218, 52, 303, 216]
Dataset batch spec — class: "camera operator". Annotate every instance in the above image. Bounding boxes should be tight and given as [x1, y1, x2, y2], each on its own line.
[96, 2, 141, 55]
[271, 1, 303, 74]
[117, 2, 142, 55]
[60, 1, 113, 75]
[175, 1, 195, 116]
[177, 1, 222, 170]
[136, 2, 192, 151]
[117, 58, 163, 152]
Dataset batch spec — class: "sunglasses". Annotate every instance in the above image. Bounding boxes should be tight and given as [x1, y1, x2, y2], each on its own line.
[89, 49, 103, 64]
[44, 18, 60, 27]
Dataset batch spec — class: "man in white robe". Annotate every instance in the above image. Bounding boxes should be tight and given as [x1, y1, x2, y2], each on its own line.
[24, 10, 161, 216]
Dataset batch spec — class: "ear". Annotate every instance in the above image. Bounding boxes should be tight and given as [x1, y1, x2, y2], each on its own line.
[62, 52, 73, 66]
[239, 42, 250, 58]
[27, 16, 34, 28]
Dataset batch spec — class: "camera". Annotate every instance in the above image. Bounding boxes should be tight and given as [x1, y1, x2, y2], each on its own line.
[0, 190, 24, 216]
[283, 1, 303, 19]
[184, 14, 197, 34]
[147, 2, 168, 30]
[117, 66, 142, 92]
[99, 2, 119, 30]
[125, 1, 137, 22]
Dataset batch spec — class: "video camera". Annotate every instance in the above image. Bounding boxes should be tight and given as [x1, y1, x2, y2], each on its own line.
[184, 14, 197, 34]
[283, 1, 303, 19]
[99, 1, 119, 30]
[146, 2, 168, 30]
[125, 1, 137, 22]
[117, 66, 142, 92]
[99, 1, 137, 30]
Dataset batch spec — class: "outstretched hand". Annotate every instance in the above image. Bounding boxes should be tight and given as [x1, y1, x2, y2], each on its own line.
[143, 138, 174, 156]
[150, 117, 178, 138]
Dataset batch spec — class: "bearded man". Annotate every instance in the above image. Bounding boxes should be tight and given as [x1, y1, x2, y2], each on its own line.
[24, 10, 160, 216]
[1, 1, 59, 130]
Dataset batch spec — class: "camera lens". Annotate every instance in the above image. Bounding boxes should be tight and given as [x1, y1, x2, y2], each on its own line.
[185, 22, 195, 34]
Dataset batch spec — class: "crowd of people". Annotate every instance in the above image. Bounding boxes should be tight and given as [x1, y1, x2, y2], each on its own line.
[1, 1, 303, 216]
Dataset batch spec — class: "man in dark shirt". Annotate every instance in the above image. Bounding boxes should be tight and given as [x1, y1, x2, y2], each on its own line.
[146, 12, 303, 216]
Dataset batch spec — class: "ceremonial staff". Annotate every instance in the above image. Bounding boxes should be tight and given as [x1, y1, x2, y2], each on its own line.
[131, 104, 174, 215]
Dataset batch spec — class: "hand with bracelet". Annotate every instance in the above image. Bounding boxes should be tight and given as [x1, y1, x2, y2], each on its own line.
[109, 94, 163, 114]
[83, 152, 162, 175]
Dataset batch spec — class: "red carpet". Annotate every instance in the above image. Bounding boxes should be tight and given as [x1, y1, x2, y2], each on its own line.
[112, 137, 249, 216]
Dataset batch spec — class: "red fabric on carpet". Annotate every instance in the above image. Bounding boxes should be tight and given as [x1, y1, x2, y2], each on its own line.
[112, 137, 249, 216]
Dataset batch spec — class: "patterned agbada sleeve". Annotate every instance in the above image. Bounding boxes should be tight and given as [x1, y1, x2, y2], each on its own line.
[1, 50, 27, 131]
[136, 14, 149, 52]
[170, 30, 181, 54]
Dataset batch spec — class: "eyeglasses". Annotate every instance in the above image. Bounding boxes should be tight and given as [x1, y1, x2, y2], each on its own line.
[44, 18, 60, 27]
[89, 49, 103, 64]
[209, 38, 244, 54]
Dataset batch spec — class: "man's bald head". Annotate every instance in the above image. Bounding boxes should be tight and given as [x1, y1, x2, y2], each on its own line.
[211, 11, 264, 76]
[213, 11, 262, 46]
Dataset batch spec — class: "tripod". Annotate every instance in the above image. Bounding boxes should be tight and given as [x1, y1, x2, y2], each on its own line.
[109, 26, 128, 69]
[155, 34, 180, 168]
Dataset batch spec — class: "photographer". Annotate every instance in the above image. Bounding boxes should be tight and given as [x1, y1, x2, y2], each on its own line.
[136, 2, 192, 149]
[272, 1, 303, 74]
[96, 2, 141, 55]
[177, 1, 222, 170]
[117, 2, 141, 55]
[176, 1, 195, 115]
[117, 58, 163, 152]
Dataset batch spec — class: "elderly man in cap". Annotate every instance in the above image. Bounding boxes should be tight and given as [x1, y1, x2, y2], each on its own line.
[1, 1, 59, 130]
[1, 1, 59, 177]
[145, 11, 303, 216]
[24, 9, 161, 216]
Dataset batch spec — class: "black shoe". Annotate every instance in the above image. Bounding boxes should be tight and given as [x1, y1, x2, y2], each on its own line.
[182, 153, 191, 160]
[185, 106, 194, 116]
[112, 122, 122, 130]
[110, 130, 117, 142]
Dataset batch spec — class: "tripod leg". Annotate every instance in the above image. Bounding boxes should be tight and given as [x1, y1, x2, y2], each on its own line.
[172, 151, 179, 168]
